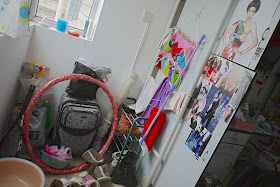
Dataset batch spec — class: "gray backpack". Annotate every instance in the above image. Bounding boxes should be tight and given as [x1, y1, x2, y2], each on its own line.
[53, 93, 101, 156]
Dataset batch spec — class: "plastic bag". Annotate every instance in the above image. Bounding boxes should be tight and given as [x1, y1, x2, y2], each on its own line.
[29, 107, 46, 149]
[44, 144, 72, 160]
[66, 61, 100, 99]
[19, 73, 53, 106]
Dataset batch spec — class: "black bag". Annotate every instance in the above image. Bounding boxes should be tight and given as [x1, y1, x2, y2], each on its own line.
[66, 62, 100, 99]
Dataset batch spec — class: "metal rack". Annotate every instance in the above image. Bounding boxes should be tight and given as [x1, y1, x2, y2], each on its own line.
[112, 108, 147, 165]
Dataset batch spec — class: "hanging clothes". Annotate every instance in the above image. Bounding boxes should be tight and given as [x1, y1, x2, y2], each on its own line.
[140, 107, 166, 155]
[168, 31, 194, 74]
[139, 68, 171, 124]
[163, 92, 187, 115]
[135, 75, 159, 114]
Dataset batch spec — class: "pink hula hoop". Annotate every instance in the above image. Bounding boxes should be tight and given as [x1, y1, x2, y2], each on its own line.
[22, 74, 118, 174]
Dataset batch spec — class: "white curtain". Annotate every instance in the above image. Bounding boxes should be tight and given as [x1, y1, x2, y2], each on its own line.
[0, 0, 30, 38]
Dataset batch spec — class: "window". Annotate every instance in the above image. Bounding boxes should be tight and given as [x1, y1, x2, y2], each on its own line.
[30, 0, 104, 39]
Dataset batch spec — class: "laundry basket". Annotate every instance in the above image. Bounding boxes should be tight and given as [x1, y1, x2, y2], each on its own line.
[41, 150, 71, 169]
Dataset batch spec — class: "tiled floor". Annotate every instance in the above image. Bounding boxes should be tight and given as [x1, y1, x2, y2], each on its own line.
[45, 156, 142, 187]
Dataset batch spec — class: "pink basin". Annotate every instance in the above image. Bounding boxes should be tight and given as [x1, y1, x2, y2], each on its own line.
[0, 158, 45, 187]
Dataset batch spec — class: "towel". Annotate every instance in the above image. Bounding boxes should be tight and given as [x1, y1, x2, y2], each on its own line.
[140, 107, 166, 155]
[135, 75, 158, 114]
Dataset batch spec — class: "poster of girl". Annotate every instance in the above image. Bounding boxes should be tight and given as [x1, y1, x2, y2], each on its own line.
[215, 0, 280, 68]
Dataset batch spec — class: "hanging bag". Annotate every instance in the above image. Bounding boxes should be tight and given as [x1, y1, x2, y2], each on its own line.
[66, 61, 100, 99]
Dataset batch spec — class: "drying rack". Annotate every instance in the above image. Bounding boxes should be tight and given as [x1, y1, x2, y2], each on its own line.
[112, 108, 144, 162]
[112, 107, 163, 166]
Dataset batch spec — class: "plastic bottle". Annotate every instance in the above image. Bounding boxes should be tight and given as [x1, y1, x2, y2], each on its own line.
[41, 100, 51, 140]
[27, 62, 50, 77]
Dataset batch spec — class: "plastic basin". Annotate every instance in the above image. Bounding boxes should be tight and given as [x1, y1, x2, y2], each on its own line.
[41, 150, 71, 169]
[0, 157, 45, 187]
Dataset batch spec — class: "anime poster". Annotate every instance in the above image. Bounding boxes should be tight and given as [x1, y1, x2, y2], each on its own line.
[185, 53, 254, 160]
[201, 54, 246, 96]
[214, 0, 280, 68]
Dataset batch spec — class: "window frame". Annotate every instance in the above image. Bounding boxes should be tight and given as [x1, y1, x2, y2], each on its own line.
[29, 0, 104, 40]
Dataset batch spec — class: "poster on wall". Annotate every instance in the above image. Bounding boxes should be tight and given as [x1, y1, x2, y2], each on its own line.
[214, 0, 280, 69]
[184, 54, 254, 160]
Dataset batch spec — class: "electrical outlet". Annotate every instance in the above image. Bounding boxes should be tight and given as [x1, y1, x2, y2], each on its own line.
[142, 10, 152, 23]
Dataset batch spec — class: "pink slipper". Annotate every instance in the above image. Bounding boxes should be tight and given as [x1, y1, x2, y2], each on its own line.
[83, 176, 100, 187]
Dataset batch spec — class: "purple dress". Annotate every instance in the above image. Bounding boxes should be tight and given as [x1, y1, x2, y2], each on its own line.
[139, 68, 172, 124]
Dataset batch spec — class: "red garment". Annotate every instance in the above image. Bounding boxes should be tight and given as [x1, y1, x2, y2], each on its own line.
[142, 107, 166, 152]
[155, 54, 163, 69]
[171, 42, 183, 57]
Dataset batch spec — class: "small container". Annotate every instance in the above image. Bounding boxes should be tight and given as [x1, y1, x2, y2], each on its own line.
[41, 150, 71, 169]
[26, 62, 50, 77]
[56, 19, 68, 32]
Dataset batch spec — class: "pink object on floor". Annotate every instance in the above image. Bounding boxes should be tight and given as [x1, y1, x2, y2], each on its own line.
[0, 158, 45, 187]
[83, 176, 100, 187]
[44, 144, 73, 160]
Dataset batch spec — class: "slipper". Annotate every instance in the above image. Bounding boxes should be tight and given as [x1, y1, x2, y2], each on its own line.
[112, 150, 128, 160]
[87, 163, 98, 175]
[69, 182, 81, 187]
[111, 159, 118, 168]
[82, 148, 104, 164]
[69, 177, 84, 186]
[93, 164, 112, 183]
[83, 176, 100, 187]
[50, 179, 64, 187]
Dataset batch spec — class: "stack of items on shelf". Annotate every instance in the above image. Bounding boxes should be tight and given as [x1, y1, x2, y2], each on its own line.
[118, 104, 141, 136]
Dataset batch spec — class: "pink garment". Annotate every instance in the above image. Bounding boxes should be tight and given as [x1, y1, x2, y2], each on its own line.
[44, 144, 73, 160]
[161, 31, 194, 74]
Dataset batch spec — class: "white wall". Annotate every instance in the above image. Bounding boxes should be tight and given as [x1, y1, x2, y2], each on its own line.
[26, 0, 177, 117]
[0, 35, 31, 139]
